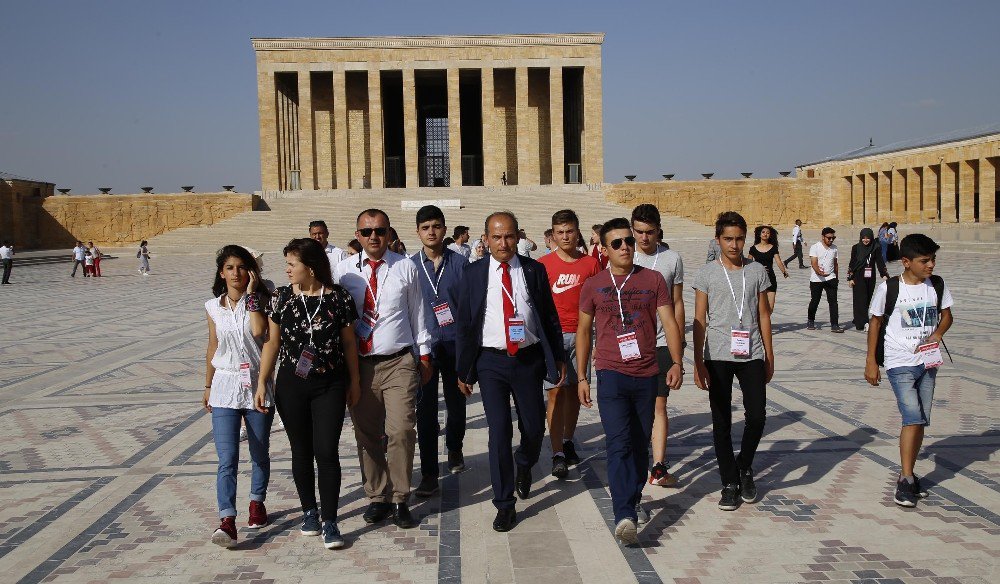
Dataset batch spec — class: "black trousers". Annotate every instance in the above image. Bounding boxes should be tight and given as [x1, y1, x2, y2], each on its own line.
[784, 241, 804, 268]
[1, 259, 11, 284]
[416, 341, 466, 478]
[851, 276, 878, 330]
[808, 279, 840, 326]
[476, 345, 546, 510]
[275, 367, 346, 521]
[706, 359, 767, 485]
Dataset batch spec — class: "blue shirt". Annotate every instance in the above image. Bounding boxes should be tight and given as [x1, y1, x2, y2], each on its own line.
[410, 247, 465, 344]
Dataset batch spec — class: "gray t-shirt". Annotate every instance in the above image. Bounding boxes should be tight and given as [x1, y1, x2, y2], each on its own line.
[634, 244, 684, 347]
[691, 259, 770, 362]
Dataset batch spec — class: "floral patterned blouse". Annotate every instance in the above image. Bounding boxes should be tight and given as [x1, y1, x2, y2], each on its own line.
[267, 285, 358, 375]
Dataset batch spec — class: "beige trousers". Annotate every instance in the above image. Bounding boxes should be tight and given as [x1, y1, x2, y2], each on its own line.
[352, 351, 419, 503]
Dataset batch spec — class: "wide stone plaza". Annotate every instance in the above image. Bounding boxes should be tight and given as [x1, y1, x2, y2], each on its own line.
[0, 224, 996, 584]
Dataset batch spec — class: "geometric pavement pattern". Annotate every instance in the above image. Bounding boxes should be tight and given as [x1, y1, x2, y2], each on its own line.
[0, 226, 997, 583]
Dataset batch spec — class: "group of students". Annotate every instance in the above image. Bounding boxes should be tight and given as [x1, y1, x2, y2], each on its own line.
[200, 203, 954, 551]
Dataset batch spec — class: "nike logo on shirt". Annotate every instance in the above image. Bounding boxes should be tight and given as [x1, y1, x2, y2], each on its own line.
[551, 274, 583, 294]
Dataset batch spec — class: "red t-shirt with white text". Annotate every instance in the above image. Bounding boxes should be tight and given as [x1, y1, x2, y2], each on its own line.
[538, 252, 601, 332]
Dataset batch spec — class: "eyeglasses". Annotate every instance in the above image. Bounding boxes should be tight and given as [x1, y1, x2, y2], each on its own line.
[824, 235, 836, 241]
[609, 236, 636, 250]
[358, 227, 388, 238]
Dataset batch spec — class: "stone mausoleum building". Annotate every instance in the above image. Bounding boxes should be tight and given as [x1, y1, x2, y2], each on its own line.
[252, 33, 604, 191]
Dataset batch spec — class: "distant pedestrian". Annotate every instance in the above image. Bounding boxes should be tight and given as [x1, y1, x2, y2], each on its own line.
[88, 241, 102, 277]
[706, 238, 721, 262]
[347, 239, 362, 255]
[783, 219, 806, 269]
[71, 241, 87, 277]
[589, 224, 609, 269]
[448, 225, 472, 260]
[807, 227, 844, 332]
[138, 241, 151, 275]
[308, 220, 347, 274]
[516, 229, 537, 258]
[847, 228, 888, 331]
[83, 249, 95, 276]
[501, 171, 507, 186]
[886, 222, 900, 262]
[1, 240, 13, 285]
[877, 222, 890, 263]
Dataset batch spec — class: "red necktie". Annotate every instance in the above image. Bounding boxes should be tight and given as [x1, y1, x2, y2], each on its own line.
[501, 261, 518, 355]
[361, 258, 382, 355]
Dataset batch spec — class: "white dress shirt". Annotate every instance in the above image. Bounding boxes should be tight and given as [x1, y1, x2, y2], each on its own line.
[482, 254, 540, 350]
[448, 242, 472, 261]
[0, 245, 12, 260]
[333, 249, 432, 356]
[326, 244, 347, 273]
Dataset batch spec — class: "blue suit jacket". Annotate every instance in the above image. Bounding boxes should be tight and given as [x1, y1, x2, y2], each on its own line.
[454, 255, 566, 385]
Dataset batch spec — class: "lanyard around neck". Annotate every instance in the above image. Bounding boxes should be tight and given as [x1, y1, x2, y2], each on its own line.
[420, 250, 446, 298]
[718, 259, 747, 327]
[299, 287, 325, 346]
[610, 268, 635, 326]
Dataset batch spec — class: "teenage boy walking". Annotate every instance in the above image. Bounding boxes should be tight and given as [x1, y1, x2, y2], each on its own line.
[537, 209, 601, 479]
[865, 233, 953, 507]
[577, 218, 683, 545]
[692, 211, 774, 511]
[808, 227, 845, 332]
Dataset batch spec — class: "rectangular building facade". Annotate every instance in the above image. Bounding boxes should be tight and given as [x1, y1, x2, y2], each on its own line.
[252, 33, 604, 191]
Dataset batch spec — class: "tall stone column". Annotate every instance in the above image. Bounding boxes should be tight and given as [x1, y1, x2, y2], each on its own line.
[257, 71, 280, 191]
[481, 67, 499, 187]
[297, 71, 315, 190]
[333, 70, 349, 189]
[864, 173, 877, 224]
[402, 68, 419, 188]
[980, 158, 996, 223]
[940, 162, 957, 223]
[851, 175, 864, 224]
[582, 65, 604, 184]
[549, 66, 564, 185]
[877, 171, 891, 222]
[447, 68, 462, 187]
[368, 69, 384, 189]
[959, 160, 977, 222]
[514, 67, 533, 186]
[892, 168, 906, 218]
[905, 167, 921, 223]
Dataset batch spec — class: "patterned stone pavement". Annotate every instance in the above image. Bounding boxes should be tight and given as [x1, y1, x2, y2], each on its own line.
[0, 226, 997, 583]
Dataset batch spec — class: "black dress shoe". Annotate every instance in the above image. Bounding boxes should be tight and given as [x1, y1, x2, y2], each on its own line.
[515, 465, 531, 499]
[362, 502, 392, 524]
[492, 508, 517, 532]
[392, 503, 418, 529]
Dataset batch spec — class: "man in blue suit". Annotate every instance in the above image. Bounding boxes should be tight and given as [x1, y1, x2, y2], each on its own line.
[455, 211, 567, 532]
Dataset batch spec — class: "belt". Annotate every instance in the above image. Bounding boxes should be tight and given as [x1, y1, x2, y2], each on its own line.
[359, 346, 412, 360]
[482, 343, 541, 356]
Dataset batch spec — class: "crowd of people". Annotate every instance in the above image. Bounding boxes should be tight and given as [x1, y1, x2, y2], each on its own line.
[199, 204, 954, 550]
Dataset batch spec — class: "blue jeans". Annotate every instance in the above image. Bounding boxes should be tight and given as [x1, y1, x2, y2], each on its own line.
[886, 365, 937, 426]
[596, 370, 657, 524]
[880, 239, 889, 263]
[417, 341, 466, 478]
[212, 407, 274, 518]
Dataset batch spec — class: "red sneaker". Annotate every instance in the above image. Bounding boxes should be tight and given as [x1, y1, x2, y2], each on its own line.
[248, 500, 268, 529]
[211, 516, 237, 548]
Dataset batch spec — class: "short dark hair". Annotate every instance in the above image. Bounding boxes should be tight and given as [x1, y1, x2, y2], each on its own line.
[347, 239, 362, 253]
[821, 227, 836, 237]
[452, 225, 470, 238]
[551, 209, 579, 228]
[600, 217, 631, 246]
[2, 240, 10, 246]
[631, 203, 661, 227]
[714, 211, 747, 238]
[282, 238, 334, 288]
[544, 228, 553, 237]
[357, 208, 390, 226]
[140, 240, 148, 246]
[900, 233, 939, 260]
[484, 211, 519, 233]
[443, 237, 455, 246]
[308, 220, 329, 232]
[212, 244, 269, 299]
[591, 224, 602, 232]
[416, 205, 445, 225]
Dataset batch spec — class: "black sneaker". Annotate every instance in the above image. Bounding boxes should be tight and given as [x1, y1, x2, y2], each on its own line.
[911, 475, 929, 498]
[322, 520, 345, 549]
[301, 508, 321, 536]
[551, 455, 568, 479]
[893, 479, 917, 507]
[718, 484, 741, 511]
[447, 450, 465, 474]
[562, 441, 581, 466]
[414, 475, 439, 498]
[806, 321, 817, 330]
[830, 326, 846, 334]
[739, 467, 757, 503]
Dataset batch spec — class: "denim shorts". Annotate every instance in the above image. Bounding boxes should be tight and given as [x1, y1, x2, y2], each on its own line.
[543, 332, 591, 389]
[886, 365, 937, 426]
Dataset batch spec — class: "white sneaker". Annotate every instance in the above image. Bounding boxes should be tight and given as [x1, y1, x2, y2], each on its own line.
[614, 518, 638, 545]
[864, 323, 869, 332]
[239, 426, 247, 441]
[635, 503, 650, 525]
[275, 418, 284, 431]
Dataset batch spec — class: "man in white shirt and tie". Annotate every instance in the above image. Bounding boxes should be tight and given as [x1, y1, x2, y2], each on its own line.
[333, 209, 433, 530]
[309, 220, 347, 274]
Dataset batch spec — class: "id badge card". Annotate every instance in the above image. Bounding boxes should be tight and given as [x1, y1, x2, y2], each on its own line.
[433, 302, 454, 327]
[731, 328, 751, 357]
[355, 311, 377, 340]
[507, 317, 526, 344]
[617, 331, 642, 361]
[295, 346, 316, 378]
[864, 267, 873, 279]
[238, 362, 253, 389]
[917, 341, 943, 369]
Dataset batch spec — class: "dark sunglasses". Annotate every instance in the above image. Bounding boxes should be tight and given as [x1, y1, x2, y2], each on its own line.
[609, 236, 636, 250]
[824, 235, 837, 241]
[358, 227, 388, 238]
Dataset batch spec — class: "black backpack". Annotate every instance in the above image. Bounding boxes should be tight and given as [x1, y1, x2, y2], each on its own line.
[875, 275, 945, 367]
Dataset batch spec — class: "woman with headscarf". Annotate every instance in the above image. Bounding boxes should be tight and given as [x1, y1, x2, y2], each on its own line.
[847, 227, 888, 331]
[886, 222, 900, 262]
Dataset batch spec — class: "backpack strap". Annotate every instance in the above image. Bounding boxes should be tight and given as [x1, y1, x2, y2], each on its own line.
[929, 275, 945, 315]
[875, 276, 900, 367]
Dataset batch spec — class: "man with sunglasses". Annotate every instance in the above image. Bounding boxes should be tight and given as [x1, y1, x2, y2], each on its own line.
[576, 218, 684, 545]
[332, 209, 433, 530]
[454, 211, 567, 533]
[808, 227, 845, 333]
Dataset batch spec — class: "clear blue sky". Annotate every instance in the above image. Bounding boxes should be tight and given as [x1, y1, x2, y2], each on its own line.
[2, 1, 997, 193]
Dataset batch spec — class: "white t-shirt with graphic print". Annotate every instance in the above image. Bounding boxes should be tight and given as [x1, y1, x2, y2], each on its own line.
[869, 278, 954, 370]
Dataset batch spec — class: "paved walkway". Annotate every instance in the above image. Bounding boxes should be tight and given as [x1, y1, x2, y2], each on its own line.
[0, 228, 997, 583]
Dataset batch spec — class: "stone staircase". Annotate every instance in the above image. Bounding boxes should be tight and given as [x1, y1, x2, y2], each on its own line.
[149, 185, 707, 256]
